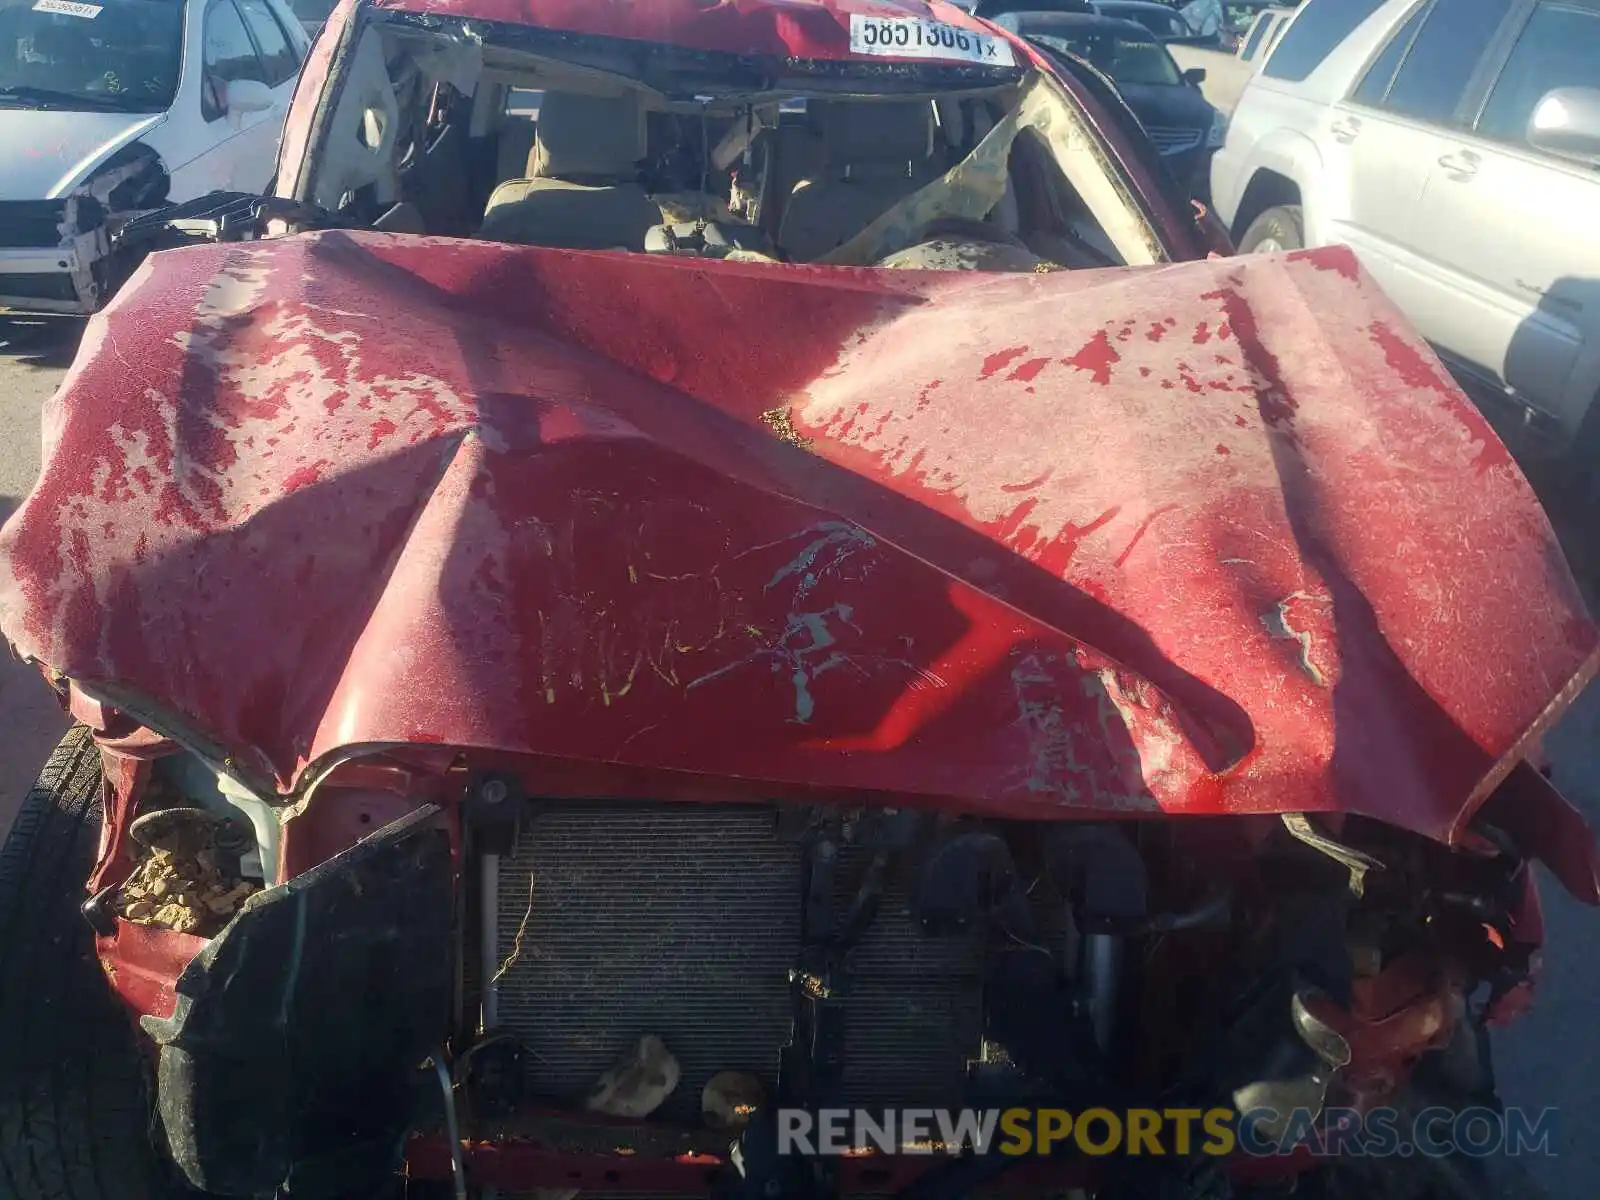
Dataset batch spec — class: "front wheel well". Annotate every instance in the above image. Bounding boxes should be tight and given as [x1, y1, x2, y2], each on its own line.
[1231, 169, 1301, 244]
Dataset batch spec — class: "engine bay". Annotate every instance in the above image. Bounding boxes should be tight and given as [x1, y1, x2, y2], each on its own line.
[93, 737, 1547, 1197]
[406, 782, 1537, 1196]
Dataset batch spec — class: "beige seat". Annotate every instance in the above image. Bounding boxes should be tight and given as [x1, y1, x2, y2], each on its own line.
[479, 92, 660, 251]
[776, 102, 943, 262]
[495, 115, 537, 186]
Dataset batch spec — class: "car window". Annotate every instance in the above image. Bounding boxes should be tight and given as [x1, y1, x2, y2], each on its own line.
[236, 0, 300, 85]
[1476, 1, 1600, 152]
[287, 0, 336, 24]
[1240, 12, 1275, 57]
[1349, 1, 1424, 105]
[1032, 31, 1185, 83]
[1377, 0, 1512, 124]
[201, 0, 267, 122]
[0, 0, 184, 113]
[1099, 4, 1186, 36]
[1262, 0, 1386, 82]
[1263, 11, 1291, 52]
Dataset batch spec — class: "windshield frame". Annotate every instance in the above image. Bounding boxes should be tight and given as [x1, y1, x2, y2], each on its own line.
[0, 0, 187, 113]
[285, 7, 1196, 267]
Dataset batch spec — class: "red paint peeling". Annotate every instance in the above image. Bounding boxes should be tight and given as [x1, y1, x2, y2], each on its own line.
[979, 345, 1028, 379]
[993, 495, 1042, 544]
[1367, 321, 1511, 475]
[1113, 503, 1178, 568]
[1008, 357, 1051, 384]
[368, 418, 398, 449]
[1146, 322, 1168, 342]
[1193, 321, 1211, 345]
[1033, 505, 1122, 576]
[1202, 286, 1297, 434]
[1287, 245, 1362, 282]
[1063, 329, 1120, 386]
[282, 461, 330, 493]
[1000, 467, 1055, 493]
[0, 238, 1590, 855]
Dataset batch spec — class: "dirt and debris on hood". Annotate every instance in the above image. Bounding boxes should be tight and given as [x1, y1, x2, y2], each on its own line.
[759, 405, 813, 450]
[117, 806, 261, 937]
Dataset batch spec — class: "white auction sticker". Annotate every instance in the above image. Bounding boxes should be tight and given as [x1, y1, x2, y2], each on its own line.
[848, 14, 1016, 67]
[33, 0, 103, 16]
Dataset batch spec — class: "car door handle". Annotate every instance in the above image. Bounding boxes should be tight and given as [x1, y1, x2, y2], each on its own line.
[1329, 116, 1361, 144]
[1437, 149, 1480, 178]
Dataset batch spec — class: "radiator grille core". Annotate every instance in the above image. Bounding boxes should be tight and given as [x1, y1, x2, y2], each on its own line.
[493, 803, 984, 1121]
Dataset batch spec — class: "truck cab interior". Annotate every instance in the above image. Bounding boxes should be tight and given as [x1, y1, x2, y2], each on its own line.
[291, 16, 1168, 271]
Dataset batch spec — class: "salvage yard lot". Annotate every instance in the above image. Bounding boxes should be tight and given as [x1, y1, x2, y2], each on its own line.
[1, 310, 1597, 1194]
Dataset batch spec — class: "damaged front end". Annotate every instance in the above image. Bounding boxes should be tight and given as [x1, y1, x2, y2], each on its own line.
[3, 216, 1597, 1198]
[0, 141, 170, 314]
[62, 701, 1570, 1200]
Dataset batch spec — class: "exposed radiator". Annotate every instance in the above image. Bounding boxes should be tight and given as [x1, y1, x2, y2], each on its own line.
[492, 803, 984, 1122]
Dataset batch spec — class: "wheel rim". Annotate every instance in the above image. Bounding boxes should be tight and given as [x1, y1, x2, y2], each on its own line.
[1252, 236, 1285, 253]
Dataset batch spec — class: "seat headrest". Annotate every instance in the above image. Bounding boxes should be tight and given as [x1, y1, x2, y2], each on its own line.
[533, 91, 648, 179]
[820, 101, 935, 164]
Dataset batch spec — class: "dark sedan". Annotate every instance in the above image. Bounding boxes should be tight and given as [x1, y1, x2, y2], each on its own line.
[995, 11, 1225, 196]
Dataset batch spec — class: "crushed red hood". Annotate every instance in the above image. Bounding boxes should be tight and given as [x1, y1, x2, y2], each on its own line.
[0, 232, 1594, 846]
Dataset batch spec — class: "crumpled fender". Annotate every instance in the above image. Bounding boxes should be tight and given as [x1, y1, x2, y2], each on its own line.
[0, 232, 1593, 860]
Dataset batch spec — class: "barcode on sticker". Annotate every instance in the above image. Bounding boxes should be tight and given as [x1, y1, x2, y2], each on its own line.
[848, 14, 1015, 67]
[33, 0, 104, 16]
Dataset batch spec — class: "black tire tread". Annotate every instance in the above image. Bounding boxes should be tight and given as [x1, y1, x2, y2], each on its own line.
[1239, 203, 1305, 254]
[0, 724, 168, 1200]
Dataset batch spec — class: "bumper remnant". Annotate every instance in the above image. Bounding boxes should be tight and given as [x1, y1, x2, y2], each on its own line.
[140, 806, 453, 1198]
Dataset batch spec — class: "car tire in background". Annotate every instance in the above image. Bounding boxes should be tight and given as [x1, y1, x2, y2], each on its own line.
[0, 724, 178, 1200]
[1238, 203, 1305, 253]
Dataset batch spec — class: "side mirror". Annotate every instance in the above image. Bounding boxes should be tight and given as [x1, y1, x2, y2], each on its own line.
[226, 78, 275, 117]
[1526, 86, 1600, 162]
[1183, 67, 1207, 87]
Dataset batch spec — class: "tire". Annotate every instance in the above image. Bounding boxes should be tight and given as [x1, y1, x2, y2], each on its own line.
[0, 724, 175, 1200]
[1238, 204, 1305, 254]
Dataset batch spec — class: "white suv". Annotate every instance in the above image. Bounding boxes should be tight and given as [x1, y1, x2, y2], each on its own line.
[1210, 0, 1600, 483]
[0, 0, 307, 315]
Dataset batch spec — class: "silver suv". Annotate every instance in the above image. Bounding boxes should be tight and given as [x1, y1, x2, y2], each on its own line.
[1209, 0, 1600, 490]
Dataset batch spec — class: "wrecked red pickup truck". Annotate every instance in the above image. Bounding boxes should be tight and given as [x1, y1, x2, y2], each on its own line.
[0, 1, 1597, 1199]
